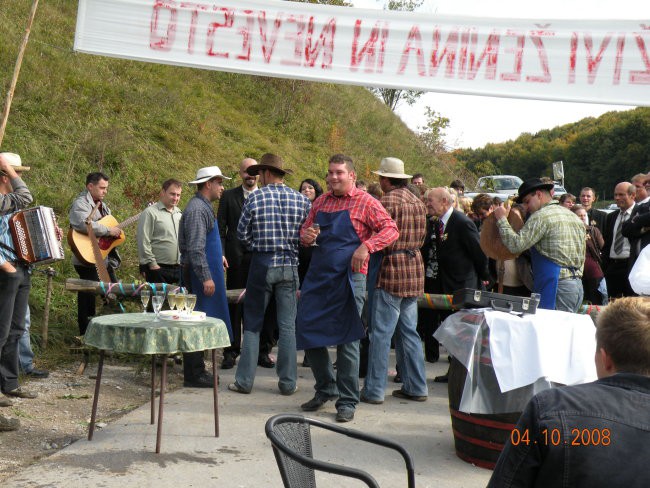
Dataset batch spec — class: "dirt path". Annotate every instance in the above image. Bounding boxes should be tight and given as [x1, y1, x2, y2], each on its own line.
[0, 356, 186, 482]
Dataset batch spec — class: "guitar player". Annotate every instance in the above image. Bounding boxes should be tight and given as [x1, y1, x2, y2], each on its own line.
[68, 172, 121, 335]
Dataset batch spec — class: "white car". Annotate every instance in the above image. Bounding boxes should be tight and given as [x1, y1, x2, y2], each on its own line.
[475, 175, 523, 196]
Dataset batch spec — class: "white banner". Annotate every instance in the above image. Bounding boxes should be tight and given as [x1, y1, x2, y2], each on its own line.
[74, 0, 650, 105]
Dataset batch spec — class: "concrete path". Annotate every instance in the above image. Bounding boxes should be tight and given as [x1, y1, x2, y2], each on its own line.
[6, 351, 492, 488]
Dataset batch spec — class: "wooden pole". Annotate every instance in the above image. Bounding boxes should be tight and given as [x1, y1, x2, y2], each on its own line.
[0, 0, 40, 147]
[41, 267, 55, 349]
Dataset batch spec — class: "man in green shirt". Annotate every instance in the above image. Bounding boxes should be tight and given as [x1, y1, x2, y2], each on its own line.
[137, 179, 183, 284]
[493, 178, 585, 312]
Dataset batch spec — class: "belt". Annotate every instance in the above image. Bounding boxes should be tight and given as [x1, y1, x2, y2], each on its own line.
[609, 257, 629, 263]
[385, 249, 418, 257]
[157, 263, 181, 269]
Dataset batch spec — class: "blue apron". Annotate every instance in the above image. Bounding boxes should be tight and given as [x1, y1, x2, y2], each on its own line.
[296, 210, 365, 350]
[364, 252, 383, 331]
[530, 246, 560, 310]
[243, 252, 274, 333]
[189, 217, 232, 339]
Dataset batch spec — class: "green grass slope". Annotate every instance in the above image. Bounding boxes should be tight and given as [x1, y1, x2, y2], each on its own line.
[1, 0, 451, 355]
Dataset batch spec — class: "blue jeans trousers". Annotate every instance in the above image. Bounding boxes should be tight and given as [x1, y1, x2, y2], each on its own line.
[363, 289, 428, 400]
[18, 306, 34, 373]
[556, 278, 584, 313]
[235, 266, 298, 394]
[305, 272, 366, 413]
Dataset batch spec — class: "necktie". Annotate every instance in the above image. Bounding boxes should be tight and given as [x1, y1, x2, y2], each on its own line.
[437, 220, 444, 239]
[613, 212, 628, 255]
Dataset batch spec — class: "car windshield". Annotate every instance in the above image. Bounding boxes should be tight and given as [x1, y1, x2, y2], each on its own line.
[493, 178, 522, 190]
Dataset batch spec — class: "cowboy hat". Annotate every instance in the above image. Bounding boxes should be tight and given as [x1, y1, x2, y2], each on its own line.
[188, 166, 231, 185]
[0, 152, 30, 173]
[246, 153, 293, 176]
[515, 178, 554, 203]
[372, 157, 412, 179]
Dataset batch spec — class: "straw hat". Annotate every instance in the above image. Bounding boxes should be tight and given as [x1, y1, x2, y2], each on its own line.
[479, 207, 526, 260]
[0, 152, 30, 173]
[372, 157, 412, 179]
[188, 166, 231, 185]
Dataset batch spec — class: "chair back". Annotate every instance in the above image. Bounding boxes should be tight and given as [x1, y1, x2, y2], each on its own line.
[268, 416, 317, 488]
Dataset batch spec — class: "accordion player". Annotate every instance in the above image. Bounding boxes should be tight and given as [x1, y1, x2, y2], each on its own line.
[9, 206, 64, 265]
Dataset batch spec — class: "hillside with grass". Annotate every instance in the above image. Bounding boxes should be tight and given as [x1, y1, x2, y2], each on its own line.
[1, 1, 457, 355]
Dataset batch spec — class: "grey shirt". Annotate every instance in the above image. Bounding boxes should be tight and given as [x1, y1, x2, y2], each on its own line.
[137, 201, 181, 267]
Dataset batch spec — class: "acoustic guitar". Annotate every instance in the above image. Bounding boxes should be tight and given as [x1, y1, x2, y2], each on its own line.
[68, 213, 141, 266]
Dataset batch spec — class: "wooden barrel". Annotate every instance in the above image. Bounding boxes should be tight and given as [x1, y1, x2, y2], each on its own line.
[448, 357, 521, 470]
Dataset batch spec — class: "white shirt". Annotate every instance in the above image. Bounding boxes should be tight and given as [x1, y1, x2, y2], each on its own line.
[610, 203, 635, 259]
[243, 185, 258, 200]
[440, 205, 454, 233]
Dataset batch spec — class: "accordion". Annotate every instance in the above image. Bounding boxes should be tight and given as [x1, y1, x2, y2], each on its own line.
[9, 206, 64, 265]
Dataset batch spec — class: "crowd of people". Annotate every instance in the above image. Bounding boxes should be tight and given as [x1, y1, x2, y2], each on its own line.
[1, 151, 649, 485]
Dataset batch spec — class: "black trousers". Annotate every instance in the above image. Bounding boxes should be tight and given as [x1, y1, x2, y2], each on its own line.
[0, 265, 31, 393]
[74, 264, 117, 335]
[605, 260, 636, 298]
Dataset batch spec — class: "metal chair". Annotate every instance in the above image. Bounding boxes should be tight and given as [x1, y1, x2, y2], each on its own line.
[265, 413, 415, 488]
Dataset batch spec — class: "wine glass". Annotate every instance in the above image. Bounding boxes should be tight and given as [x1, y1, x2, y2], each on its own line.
[185, 294, 197, 317]
[140, 290, 150, 314]
[176, 292, 186, 317]
[312, 223, 320, 247]
[167, 291, 177, 310]
[151, 294, 164, 321]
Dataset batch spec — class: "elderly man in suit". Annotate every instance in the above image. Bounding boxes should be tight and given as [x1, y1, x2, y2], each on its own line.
[603, 182, 637, 298]
[425, 187, 490, 382]
[623, 173, 650, 270]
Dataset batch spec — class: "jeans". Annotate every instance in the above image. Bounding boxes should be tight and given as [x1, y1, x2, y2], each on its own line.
[235, 265, 298, 394]
[555, 278, 584, 313]
[18, 306, 34, 373]
[0, 265, 30, 393]
[363, 289, 428, 400]
[305, 272, 366, 412]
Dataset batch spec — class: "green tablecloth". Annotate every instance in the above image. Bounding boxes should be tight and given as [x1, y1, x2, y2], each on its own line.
[84, 313, 231, 354]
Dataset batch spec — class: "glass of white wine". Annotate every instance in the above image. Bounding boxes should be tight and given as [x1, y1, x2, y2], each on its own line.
[167, 291, 177, 311]
[185, 294, 197, 318]
[140, 289, 151, 314]
[152, 294, 164, 321]
[176, 292, 187, 317]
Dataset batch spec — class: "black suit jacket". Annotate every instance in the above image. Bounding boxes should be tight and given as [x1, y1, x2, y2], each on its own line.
[217, 185, 246, 266]
[587, 207, 607, 233]
[436, 209, 490, 294]
[622, 201, 650, 267]
[603, 207, 637, 271]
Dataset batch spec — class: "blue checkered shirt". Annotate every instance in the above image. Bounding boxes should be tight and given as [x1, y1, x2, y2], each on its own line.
[237, 183, 311, 267]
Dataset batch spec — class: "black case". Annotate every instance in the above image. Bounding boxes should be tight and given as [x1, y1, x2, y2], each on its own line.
[452, 288, 539, 315]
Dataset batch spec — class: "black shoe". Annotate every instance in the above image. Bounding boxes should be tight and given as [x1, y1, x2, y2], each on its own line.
[425, 355, 439, 364]
[301, 356, 310, 367]
[258, 354, 275, 368]
[221, 353, 237, 370]
[434, 374, 449, 383]
[183, 372, 216, 388]
[335, 409, 354, 422]
[393, 373, 402, 383]
[392, 389, 427, 402]
[25, 369, 49, 378]
[360, 392, 383, 405]
[300, 394, 337, 412]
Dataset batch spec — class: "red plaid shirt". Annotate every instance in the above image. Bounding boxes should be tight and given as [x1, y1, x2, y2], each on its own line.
[378, 187, 427, 297]
[300, 186, 398, 274]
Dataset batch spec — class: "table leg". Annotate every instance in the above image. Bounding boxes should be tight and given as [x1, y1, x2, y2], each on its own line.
[156, 354, 168, 453]
[150, 354, 156, 425]
[88, 349, 105, 441]
[212, 349, 219, 437]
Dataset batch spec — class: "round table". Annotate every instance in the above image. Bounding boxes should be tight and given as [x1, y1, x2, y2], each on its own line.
[84, 313, 230, 453]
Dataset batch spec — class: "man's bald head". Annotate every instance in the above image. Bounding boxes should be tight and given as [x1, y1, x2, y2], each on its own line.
[240, 157, 258, 190]
[425, 187, 452, 217]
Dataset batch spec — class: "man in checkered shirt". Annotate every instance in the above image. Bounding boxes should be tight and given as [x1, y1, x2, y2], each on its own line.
[229, 153, 311, 395]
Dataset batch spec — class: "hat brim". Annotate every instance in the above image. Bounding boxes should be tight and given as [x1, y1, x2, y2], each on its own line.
[247, 164, 293, 176]
[515, 183, 554, 203]
[372, 170, 412, 179]
[188, 174, 231, 185]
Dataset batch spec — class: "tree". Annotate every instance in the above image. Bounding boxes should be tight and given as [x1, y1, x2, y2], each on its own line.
[369, 0, 425, 111]
[418, 107, 449, 154]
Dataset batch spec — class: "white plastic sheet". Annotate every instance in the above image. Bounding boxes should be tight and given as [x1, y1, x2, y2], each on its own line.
[629, 244, 650, 295]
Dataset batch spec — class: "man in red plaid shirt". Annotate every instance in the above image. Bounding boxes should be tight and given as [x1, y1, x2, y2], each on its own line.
[297, 154, 398, 422]
[361, 158, 429, 404]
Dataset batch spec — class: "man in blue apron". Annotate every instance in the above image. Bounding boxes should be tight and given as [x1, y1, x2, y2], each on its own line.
[297, 154, 398, 422]
[179, 166, 232, 388]
[493, 178, 585, 312]
[227, 153, 310, 395]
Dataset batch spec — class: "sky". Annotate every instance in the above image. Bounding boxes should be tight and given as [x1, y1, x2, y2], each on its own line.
[350, 0, 649, 148]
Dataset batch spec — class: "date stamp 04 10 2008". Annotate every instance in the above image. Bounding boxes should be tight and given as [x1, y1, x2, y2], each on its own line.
[510, 428, 612, 447]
